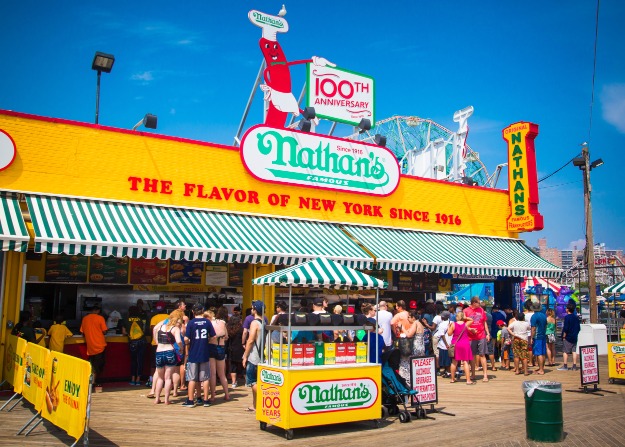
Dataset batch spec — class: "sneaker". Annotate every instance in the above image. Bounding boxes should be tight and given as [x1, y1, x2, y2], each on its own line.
[231, 383, 238, 389]
[203, 401, 211, 407]
[145, 380, 152, 388]
[181, 399, 195, 408]
[195, 397, 204, 406]
[571, 365, 579, 371]
[557, 365, 569, 371]
[129, 381, 136, 386]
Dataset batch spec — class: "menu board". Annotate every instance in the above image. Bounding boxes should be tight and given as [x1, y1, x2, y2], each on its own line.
[129, 259, 168, 285]
[228, 264, 245, 287]
[45, 254, 88, 283]
[205, 263, 228, 286]
[423, 273, 440, 292]
[168, 261, 204, 284]
[393, 271, 416, 291]
[89, 255, 129, 284]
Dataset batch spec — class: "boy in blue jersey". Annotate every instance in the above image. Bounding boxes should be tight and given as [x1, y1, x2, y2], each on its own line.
[182, 303, 216, 407]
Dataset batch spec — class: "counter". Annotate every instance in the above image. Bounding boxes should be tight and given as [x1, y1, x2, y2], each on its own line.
[62, 335, 151, 381]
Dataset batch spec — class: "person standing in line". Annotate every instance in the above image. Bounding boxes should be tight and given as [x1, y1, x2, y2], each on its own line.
[146, 301, 168, 390]
[498, 320, 512, 370]
[508, 312, 531, 376]
[435, 311, 452, 377]
[390, 300, 410, 340]
[545, 309, 557, 367]
[182, 303, 215, 407]
[447, 310, 475, 384]
[464, 296, 490, 382]
[121, 305, 147, 386]
[47, 314, 73, 353]
[530, 301, 547, 375]
[226, 315, 245, 389]
[207, 307, 231, 403]
[524, 300, 536, 367]
[375, 301, 394, 350]
[242, 300, 265, 413]
[152, 311, 183, 405]
[80, 306, 108, 389]
[558, 302, 581, 371]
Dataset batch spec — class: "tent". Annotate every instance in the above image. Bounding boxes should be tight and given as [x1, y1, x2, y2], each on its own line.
[521, 277, 562, 294]
[252, 257, 387, 289]
[604, 280, 625, 294]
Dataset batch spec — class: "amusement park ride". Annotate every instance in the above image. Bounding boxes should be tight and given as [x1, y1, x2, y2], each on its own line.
[235, 5, 504, 190]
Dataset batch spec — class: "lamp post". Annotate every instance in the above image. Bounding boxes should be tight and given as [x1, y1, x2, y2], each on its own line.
[92, 51, 115, 124]
[573, 143, 603, 323]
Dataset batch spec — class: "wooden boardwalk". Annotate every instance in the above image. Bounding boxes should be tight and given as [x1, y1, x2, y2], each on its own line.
[1, 355, 623, 447]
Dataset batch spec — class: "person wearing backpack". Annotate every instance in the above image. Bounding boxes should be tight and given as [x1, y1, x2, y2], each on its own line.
[122, 305, 147, 386]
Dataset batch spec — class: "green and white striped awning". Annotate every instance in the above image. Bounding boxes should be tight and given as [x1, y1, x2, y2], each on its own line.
[604, 280, 625, 294]
[25, 195, 373, 269]
[342, 225, 562, 278]
[252, 257, 387, 289]
[0, 192, 29, 252]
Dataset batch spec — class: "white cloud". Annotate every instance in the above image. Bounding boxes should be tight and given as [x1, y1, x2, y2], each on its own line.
[568, 239, 586, 250]
[131, 71, 154, 82]
[601, 83, 625, 133]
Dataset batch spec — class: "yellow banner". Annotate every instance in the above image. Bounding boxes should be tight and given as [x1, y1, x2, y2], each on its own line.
[22, 342, 49, 412]
[41, 351, 91, 441]
[607, 343, 625, 380]
[3, 334, 27, 394]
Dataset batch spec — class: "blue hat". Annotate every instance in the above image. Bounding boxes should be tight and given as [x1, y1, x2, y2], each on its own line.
[252, 300, 265, 313]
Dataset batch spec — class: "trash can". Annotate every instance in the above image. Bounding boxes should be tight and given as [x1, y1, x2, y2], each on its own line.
[522, 381, 563, 442]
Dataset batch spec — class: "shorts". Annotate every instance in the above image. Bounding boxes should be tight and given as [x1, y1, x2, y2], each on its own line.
[562, 339, 577, 354]
[89, 351, 106, 375]
[155, 350, 177, 368]
[432, 335, 440, 357]
[471, 338, 488, 356]
[532, 338, 547, 356]
[486, 338, 495, 355]
[208, 344, 226, 361]
[245, 362, 258, 386]
[185, 361, 210, 382]
[438, 348, 451, 367]
[512, 338, 530, 360]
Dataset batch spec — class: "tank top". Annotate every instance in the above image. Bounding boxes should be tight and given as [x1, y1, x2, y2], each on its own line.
[546, 321, 556, 335]
[157, 325, 174, 345]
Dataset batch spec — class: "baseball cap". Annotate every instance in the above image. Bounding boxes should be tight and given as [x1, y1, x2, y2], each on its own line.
[192, 302, 204, 314]
[409, 300, 417, 309]
[441, 311, 451, 319]
[312, 297, 324, 306]
[366, 317, 377, 325]
[497, 320, 506, 326]
[252, 300, 265, 313]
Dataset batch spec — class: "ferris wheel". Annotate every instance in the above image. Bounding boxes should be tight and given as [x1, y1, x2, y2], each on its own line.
[345, 111, 499, 188]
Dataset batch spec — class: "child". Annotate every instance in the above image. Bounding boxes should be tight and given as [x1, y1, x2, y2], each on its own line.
[437, 311, 452, 377]
[48, 314, 73, 352]
[498, 320, 512, 370]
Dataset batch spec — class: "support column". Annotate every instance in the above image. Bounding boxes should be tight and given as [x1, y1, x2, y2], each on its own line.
[0, 251, 25, 379]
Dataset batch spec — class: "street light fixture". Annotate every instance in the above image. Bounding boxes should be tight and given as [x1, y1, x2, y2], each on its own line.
[574, 142, 603, 323]
[132, 113, 158, 131]
[92, 51, 115, 124]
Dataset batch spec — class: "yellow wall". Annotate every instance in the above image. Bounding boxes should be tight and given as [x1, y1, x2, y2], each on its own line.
[0, 111, 515, 238]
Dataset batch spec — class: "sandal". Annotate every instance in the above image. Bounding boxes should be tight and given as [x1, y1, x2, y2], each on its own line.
[147, 393, 156, 399]
[492, 367, 498, 371]
[466, 381, 476, 385]
[244, 407, 255, 412]
[450, 380, 456, 383]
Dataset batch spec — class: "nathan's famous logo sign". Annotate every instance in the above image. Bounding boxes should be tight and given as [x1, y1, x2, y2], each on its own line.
[503, 122, 543, 232]
[260, 368, 284, 386]
[291, 378, 378, 414]
[241, 125, 400, 196]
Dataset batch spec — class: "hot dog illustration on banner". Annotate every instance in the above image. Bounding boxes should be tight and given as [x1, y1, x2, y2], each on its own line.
[248, 8, 335, 128]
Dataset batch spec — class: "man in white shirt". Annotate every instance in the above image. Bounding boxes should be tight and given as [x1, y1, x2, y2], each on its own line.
[375, 301, 394, 348]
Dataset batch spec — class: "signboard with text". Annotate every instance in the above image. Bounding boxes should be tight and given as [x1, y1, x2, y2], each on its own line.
[306, 65, 375, 126]
[579, 344, 599, 386]
[410, 355, 438, 405]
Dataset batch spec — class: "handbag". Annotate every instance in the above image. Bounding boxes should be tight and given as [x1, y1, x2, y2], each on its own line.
[397, 336, 415, 356]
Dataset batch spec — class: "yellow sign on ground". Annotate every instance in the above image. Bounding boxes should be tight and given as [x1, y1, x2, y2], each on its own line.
[607, 343, 625, 381]
[21, 342, 48, 412]
[3, 335, 27, 394]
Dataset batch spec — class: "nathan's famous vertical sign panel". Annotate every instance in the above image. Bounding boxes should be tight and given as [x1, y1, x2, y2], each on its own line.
[503, 122, 544, 232]
[41, 352, 91, 441]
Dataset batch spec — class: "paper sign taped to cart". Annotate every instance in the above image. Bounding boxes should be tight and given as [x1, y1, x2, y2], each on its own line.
[291, 378, 378, 414]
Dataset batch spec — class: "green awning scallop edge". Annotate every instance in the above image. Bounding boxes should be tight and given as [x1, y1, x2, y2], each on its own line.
[0, 192, 29, 252]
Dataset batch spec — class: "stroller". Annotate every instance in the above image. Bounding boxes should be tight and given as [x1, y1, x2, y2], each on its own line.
[381, 349, 427, 422]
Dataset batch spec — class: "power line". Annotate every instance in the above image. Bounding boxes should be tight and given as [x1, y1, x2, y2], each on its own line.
[588, 0, 601, 144]
[537, 154, 580, 183]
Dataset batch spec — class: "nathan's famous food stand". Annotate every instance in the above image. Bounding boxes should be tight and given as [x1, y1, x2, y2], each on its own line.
[252, 257, 387, 440]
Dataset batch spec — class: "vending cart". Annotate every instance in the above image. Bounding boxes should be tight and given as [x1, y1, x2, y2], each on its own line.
[251, 257, 387, 440]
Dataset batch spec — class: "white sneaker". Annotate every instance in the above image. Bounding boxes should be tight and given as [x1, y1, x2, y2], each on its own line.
[231, 383, 238, 389]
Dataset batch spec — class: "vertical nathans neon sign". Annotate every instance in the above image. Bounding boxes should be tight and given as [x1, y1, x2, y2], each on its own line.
[503, 122, 544, 232]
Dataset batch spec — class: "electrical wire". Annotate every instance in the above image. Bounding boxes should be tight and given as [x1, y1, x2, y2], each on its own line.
[588, 0, 601, 144]
[537, 154, 581, 183]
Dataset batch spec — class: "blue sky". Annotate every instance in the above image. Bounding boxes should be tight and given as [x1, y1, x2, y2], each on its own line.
[1, 1, 624, 251]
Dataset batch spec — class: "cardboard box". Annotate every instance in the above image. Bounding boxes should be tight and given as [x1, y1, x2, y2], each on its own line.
[271, 343, 289, 366]
[345, 342, 356, 364]
[335, 343, 347, 364]
[324, 343, 336, 365]
[291, 343, 304, 366]
[356, 342, 368, 363]
[303, 343, 315, 366]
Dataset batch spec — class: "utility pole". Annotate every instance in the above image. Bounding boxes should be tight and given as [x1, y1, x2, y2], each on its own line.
[582, 144, 598, 324]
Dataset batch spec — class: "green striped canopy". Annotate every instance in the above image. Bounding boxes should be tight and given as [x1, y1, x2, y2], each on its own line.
[0, 192, 29, 252]
[25, 195, 373, 269]
[343, 224, 562, 278]
[604, 280, 625, 294]
[252, 257, 387, 289]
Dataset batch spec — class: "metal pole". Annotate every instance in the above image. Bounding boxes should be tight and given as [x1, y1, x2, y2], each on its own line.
[233, 60, 265, 146]
[583, 144, 598, 324]
[95, 71, 101, 125]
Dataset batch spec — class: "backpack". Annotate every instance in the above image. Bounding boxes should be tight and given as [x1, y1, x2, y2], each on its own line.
[128, 318, 144, 340]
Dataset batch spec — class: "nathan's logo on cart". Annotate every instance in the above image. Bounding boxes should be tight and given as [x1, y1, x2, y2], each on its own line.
[261, 369, 284, 386]
[611, 345, 625, 354]
[291, 378, 377, 414]
[240, 126, 400, 196]
[249, 10, 286, 29]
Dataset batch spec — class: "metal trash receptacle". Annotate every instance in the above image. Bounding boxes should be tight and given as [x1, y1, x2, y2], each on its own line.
[522, 381, 563, 442]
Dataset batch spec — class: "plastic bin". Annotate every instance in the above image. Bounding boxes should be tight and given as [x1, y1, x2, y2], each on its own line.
[522, 381, 563, 442]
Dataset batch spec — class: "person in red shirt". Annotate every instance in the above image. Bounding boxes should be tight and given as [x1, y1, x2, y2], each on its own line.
[80, 306, 108, 388]
[463, 296, 490, 382]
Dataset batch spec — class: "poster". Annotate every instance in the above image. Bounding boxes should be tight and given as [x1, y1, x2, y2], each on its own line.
[21, 342, 49, 412]
[129, 258, 168, 285]
[410, 355, 438, 405]
[168, 260, 204, 284]
[4, 334, 27, 394]
[579, 344, 599, 385]
[45, 254, 88, 282]
[41, 351, 91, 441]
[205, 263, 228, 286]
[89, 255, 129, 284]
[228, 264, 244, 287]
